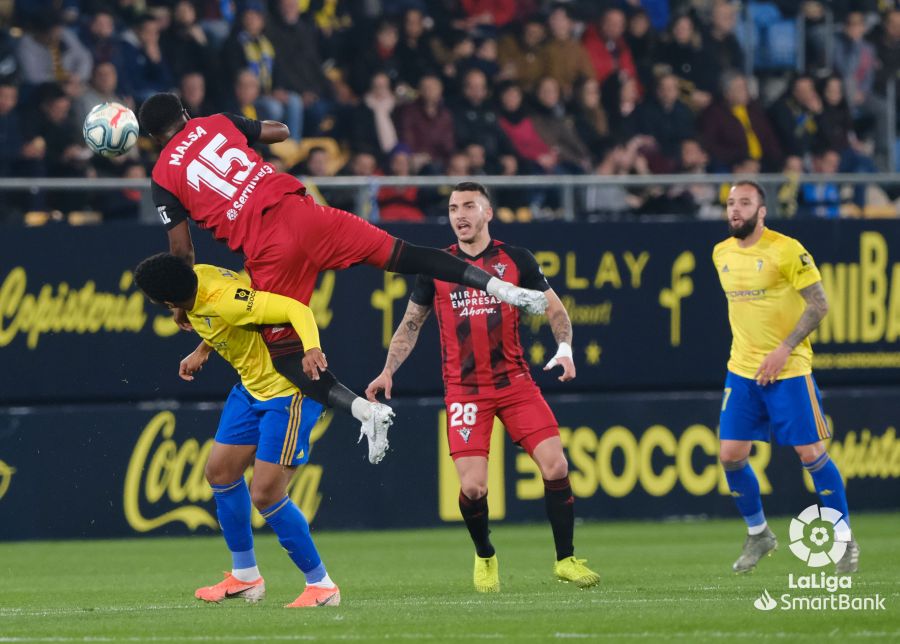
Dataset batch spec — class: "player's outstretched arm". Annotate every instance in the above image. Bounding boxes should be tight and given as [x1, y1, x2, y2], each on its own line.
[543, 289, 576, 382]
[167, 221, 195, 266]
[258, 120, 290, 144]
[366, 300, 432, 401]
[755, 281, 829, 385]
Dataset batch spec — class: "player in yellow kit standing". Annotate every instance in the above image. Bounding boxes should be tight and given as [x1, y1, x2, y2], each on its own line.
[714, 182, 858, 574]
[133, 253, 362, 607]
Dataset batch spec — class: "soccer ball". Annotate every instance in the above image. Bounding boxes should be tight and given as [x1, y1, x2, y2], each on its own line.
[82, 102, 139, 158]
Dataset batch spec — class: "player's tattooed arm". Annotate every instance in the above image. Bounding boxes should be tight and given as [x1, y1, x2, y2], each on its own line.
[545, 289, 573, 346]
[784, 282, 829, 348]
[384, 301, 432, 375]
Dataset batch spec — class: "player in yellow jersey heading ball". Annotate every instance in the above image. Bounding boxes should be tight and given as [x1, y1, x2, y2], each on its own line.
[713, 182, 858, 575]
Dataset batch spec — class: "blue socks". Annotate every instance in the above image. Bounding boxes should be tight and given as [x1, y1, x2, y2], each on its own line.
[722, 459, 766, 532]
[211, 477, 257, 571]
[260, 496, 326, 584]
[803, 453, 851, 527]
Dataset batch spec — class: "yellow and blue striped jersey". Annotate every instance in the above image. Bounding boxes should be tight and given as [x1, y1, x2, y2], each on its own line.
[712, 228, 822, 379]
[187, 265, 319, 401]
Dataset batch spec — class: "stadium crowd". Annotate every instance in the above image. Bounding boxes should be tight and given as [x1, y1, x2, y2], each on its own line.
[0, 0, 898, 223]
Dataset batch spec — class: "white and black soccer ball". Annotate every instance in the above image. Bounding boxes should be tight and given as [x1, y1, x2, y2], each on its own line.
[82, 102, 139, 158]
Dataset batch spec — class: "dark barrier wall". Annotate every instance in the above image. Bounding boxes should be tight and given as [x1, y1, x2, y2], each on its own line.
[1, 389, 897, 541]
[1, 220, 898, 403]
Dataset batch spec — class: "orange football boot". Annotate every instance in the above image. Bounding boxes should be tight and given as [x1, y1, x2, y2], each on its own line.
[284, 584, 341, 607]
[195, 572, 266, 603]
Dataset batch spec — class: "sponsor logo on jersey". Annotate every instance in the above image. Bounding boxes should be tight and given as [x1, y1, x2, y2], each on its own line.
[722, 265, 729, 272]
[157, 205, 171, 225]
[457, 428, 472, 443]
[167, 125, 208, 166]
[757, 259, 764, 272]
[234, 288, 256, 311]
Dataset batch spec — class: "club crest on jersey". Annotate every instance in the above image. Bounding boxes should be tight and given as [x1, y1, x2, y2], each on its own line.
[757, 259, 764, 272]
[800, 253, 811, 266]
[457, 428, 472, 444]
[491, 262, 507, 278]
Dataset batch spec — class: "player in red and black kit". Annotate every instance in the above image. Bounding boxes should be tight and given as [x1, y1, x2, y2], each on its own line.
[138, 93, 547, 429]
[366, 182, 600, 592]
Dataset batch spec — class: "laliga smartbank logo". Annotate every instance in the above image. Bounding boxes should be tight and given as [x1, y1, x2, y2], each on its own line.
[788, 504, 850, 567]
[753, 505, 885, 612]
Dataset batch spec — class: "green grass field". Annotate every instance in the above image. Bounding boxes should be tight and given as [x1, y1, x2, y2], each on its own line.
[0, 514, 897, 643]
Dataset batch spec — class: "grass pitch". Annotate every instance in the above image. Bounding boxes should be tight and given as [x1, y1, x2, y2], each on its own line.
[0, 514, 897, 643]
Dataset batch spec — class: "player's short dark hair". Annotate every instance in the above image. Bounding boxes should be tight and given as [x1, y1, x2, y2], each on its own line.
[452, 181, 490, 202]
[731, 180, 766, 206]
[134, 253, 197, 304]
[138, 92, 185, 136]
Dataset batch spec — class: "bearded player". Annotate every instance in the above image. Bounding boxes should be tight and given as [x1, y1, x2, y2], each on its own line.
[138, 93, 547, 429]
[714, 181, 858, 574]
[366, 182, 600, 592]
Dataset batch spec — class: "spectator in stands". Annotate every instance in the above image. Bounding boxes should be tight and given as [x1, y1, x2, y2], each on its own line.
[571, 77, 611, 164]
[21, 82, 93, 210]
[602, 72, 641, 143]
[266, 0, 333, 137]
[299, 0, 355, 65]
[816, 74, 876, 203]
[349, 71, 399, 163]
[350, 18, 403, 96]
[180, 71, 215, 117]
[636, 73, 696, 170]
[834, 10, 886, 161]
[531, 76, 592, 173]
[581, 141, 648, 218]
[229, 67, 278, 124]
[396, 8, 440, 89]
[659, 14, 716, 111]
[222, 3, 302, 140]
[397, 73, 455, 172]
[625, 9, 659, 93]
[700, 71, 782, 171]
[378, 145, 425, 222]
[451, 68, 516, 175]
[0, 82, 21, 177]
[539, 4, 595, 100]
[705, 0, 744, 74]
[678, 138, 722, 220]
[72, 62, 127, 126]
[80, 10, 125, 72]
[497, 16, 547, 93]
[497, 81, 558, 172]
[102, 162, 147, 220]
[798, 146, 842, 218]
[17, 15, 93, 87]
[873, 9, 900, 96]
[459, 36, 501, 83]
[161, 2, 212, 81]
[768, 74, 822, 158]
[119, 15, 174, 103]
[583, 7, 637, 85]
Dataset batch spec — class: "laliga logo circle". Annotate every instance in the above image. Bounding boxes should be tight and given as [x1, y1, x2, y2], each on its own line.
[789, 505, 850, 568]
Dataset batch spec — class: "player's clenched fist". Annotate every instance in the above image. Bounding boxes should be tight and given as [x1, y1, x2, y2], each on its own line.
[365, 371, 393, 402]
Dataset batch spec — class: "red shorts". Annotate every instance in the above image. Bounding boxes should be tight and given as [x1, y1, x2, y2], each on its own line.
[243, 193, 396, 347]
[445, 378, 559, 460]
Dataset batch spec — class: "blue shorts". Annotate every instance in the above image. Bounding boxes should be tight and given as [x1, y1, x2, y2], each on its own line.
[719, 371, 831, 446]
[215, 384, 324, 466]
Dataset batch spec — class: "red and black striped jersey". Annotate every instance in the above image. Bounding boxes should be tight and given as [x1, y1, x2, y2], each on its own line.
[411, 239, 550, 396]
[151, 113, 305, 255]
